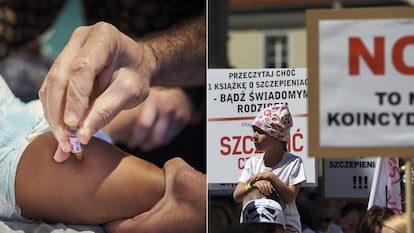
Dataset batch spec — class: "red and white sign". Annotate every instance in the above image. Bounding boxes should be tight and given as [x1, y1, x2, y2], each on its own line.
[307, 7, 414, 157]
[207, 68, 317, 186]
[319, 19, 414, 147]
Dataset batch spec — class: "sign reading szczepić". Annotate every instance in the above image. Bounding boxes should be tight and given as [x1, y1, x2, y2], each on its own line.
[207, 68, 317, 186]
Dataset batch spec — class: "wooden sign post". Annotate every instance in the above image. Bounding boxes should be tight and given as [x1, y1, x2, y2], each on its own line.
[307, 7, 414, 230]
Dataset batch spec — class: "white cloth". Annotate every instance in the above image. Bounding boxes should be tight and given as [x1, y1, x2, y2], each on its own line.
[368, 157, 402, 214]
[240, 198, 285, 227]
[0, 219, 105, 233]
[238, 152, 307, 232]
[0, 76, 50, 219]
[0, 75, 112, 229]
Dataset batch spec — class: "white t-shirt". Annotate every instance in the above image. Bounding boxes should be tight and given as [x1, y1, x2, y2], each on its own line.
[238, 152, 307, 232]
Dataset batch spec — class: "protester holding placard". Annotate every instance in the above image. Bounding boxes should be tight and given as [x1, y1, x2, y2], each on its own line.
[233, 104, 307, 233]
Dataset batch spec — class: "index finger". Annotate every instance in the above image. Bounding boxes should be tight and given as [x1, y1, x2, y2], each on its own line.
[39, 26, 90, 152]
[64, 22, 121, 127]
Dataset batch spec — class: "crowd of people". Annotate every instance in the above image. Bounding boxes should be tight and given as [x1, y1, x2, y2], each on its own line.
[209, 104, 412, 233]
[210, 188, 412, 233]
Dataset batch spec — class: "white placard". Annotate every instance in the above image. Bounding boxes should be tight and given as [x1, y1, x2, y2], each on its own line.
[324, 158, 377, 198]
[207, 68, 317, 186]
[319, 19, 414, 148]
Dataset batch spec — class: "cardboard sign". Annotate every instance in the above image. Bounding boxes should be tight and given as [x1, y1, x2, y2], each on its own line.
[207, 68, 317, 186]
[307, 7, 414, 158]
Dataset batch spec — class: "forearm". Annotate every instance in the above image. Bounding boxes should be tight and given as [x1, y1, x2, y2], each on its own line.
[145, 14, 206, 87]
[233, 182, 247, 203]
[233, 182, 260, 204]
[15, 132, 165, 225]
[104, 157, 206, 233]
[269, 176, 300, 204]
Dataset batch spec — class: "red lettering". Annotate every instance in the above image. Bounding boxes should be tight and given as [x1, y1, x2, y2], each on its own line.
[386, 189, 402, 214]
[220, 135, 263, 156]
[243, 135, 254, 154]
[392, 36, 414, 75]
[349, 37, 385, 75]
[349, 36, 414, 76]
[220, 136, 231, 156]
[238, 157, 246, 169]
[233, 136, 242, 155]
[292, 129, 304, 152]
[387, 157, 401, 185]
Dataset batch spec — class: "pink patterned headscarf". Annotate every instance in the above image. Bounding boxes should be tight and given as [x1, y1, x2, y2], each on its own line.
[252, 104, 293, 142]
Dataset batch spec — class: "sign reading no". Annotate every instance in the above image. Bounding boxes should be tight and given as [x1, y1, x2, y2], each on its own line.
[306, 7, 414, 158]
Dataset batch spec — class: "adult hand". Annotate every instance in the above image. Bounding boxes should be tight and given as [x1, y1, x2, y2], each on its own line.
[104, 87, 194, 151]
[39, 22, 156, 162]
[104, 157, 206, 233]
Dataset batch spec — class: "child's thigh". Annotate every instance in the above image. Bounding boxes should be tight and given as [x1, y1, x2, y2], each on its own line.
[15, 132, 164, 224]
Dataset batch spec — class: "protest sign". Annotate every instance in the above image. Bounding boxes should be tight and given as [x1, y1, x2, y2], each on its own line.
[207, 68, 316, 187]
[307, 7, 414, 158]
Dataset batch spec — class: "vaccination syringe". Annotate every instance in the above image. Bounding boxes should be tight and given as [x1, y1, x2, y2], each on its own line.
[68, 126, 83, 160]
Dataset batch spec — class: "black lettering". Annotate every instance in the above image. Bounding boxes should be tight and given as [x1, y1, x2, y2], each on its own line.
[378, 113, 390, 125]
[328, 113, 340, 126]
[342, 113, 354, 126]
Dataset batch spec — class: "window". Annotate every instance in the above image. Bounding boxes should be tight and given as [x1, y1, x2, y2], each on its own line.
[263, 33, 289, 68]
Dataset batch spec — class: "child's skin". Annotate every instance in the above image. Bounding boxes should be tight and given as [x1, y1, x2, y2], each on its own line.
[105, 155, 206, 233]
[233, 126, 302, 206]
[15, 131, 165, 225]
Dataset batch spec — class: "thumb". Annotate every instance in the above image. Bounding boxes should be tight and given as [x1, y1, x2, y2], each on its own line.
[79, 73, 149, 145]
[53, 147, 72, 163]
[77, 97, 126, 145]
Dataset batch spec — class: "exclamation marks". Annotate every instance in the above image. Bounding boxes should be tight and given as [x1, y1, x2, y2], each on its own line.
[353, 176, 368, 189]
